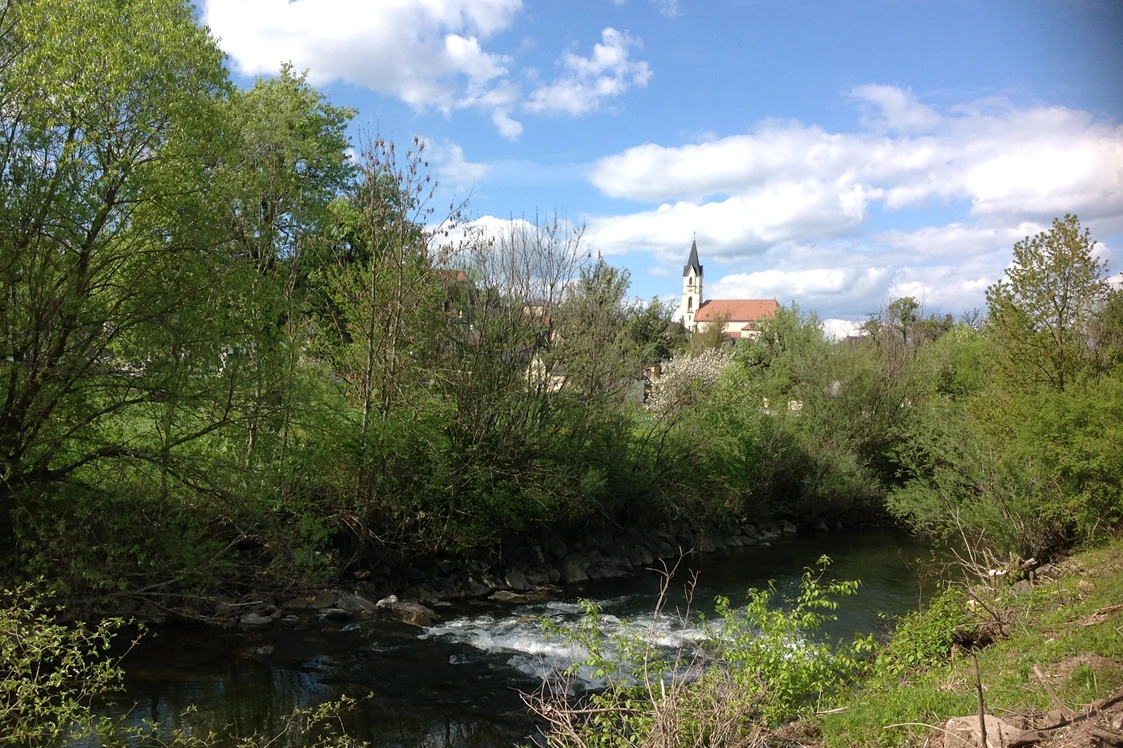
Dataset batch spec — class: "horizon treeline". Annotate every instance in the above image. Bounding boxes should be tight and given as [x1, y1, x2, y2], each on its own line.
[2, 0, 1120, 599]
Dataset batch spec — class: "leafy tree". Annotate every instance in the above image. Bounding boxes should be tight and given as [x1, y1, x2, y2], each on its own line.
[986, 214, 1110, 391]
[626, 296, 686, 364]
[690, 311, 729, 353]
[0, 0, 236, 548]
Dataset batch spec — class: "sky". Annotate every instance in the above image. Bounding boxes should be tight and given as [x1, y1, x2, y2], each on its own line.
[199, 0, 1123, 334]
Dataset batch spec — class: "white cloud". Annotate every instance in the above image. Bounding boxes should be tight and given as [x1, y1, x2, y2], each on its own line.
[526, 28, 652, 116]
[420, 139, 487, 186]
[205, 0, 520, 101]
[584, 86, 1123, 317]
[205, 2, 654, 138]
[821, 319, 864, 341]
[650, 0, 681, 18]
[589, 90, 1123, 237]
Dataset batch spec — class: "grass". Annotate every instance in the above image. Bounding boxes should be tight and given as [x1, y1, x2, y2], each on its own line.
[815, 537, 1123, 747]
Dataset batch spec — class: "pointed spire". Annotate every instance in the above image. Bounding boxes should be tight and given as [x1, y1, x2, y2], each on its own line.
[683, 239, 702, 277]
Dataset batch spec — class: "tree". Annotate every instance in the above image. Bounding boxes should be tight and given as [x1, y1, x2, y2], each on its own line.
[0, 0, 236, 539]
[691, 311, 730, 353]
[626, 297, 687, 365]
[985, 214, 1110, 391]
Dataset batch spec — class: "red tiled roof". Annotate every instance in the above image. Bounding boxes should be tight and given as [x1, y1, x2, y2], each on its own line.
[694, 299, 779, 323]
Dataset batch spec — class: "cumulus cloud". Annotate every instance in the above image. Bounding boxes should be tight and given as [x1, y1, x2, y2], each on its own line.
[204, 2, 652, 138]
[526, 28, 652, 115]
[420, 139, 487, 187]
[584, 86, 1123, 317]
[205, 0, 519, 106]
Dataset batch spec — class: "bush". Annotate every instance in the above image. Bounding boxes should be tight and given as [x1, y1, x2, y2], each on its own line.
[527, 557, 875, 747]
[0, 584, 128, 746]
[873, 586, 966, 678]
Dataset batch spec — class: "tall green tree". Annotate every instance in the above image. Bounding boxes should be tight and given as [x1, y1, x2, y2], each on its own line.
[0, 0, 235, 540]
[986, 214, 1110, 391]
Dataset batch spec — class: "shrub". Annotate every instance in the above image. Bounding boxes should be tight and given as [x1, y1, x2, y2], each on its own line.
[526, 557, 875, 747]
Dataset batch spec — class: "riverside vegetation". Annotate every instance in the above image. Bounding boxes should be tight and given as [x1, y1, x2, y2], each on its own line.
[2, 0, 1123, 744]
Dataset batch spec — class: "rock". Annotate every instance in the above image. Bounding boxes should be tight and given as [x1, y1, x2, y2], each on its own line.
[318, 607, 351, 621]
[759, 541, 771, 548]
[759, 528, 781, 541]
[530, 545, 546, 564]
[505, 568, 530, 591]
[489, 589, 528, 603]
[387, 601, 437, 626]
[1009, 579, 1033, 595]
[284, 590, 338, 610]
[781, 521, 798, 534]
[626, 544, 653, 567]
[376, 594, 399, 608]
[560, 554, 590, 584]
[240, 612, 273, 626]
[255, 645, 274, 657]
[463, 576, 494, 598]
[1034, 563, 1059, 579]
[586, 559, 628, 580]
[942, 715, 1025, 747]
[1078, 578, 1096, 593]
[697, 534, 717, 553]
[280, 614, 300, 624]
[814, 520, 829, 532]
[336, 592, 377, 614]
[542, 533, 568, 560]
[524, 567, 550, 586]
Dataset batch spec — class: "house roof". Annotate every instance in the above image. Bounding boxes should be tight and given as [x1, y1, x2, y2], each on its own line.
[694, 298, 779, 323]
[682, 240, 703, 277]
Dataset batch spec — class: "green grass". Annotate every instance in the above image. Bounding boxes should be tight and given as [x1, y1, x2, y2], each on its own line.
[817, 538, 1123, 747]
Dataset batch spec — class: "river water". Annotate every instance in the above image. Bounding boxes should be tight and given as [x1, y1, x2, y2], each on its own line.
[88, 531, 934, 747]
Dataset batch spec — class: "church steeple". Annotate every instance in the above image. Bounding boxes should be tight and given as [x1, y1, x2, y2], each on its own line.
[683, 239, 702, 277]
[680, 239, 704, 331]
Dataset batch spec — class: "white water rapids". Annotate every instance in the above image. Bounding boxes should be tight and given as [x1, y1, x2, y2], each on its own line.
[419, 597, 720, 689]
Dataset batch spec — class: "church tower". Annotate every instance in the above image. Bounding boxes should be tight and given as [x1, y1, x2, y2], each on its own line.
[680, 239, 703, 331]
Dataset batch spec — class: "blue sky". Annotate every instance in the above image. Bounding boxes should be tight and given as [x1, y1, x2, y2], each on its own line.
[201, 0, 1123, 332]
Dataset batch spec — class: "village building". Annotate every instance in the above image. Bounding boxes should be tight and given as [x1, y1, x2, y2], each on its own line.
[678, 240, 779, 338]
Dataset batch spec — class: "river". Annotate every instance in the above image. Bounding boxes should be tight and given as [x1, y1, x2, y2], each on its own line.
[85, 530, 935, 747]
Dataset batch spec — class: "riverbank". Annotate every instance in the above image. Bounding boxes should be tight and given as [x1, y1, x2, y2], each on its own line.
[89, 516, 857, 629]
[810, 535, 1123, 747]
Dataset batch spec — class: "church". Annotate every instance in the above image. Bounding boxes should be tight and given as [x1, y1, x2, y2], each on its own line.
[679, 240, 779, 338]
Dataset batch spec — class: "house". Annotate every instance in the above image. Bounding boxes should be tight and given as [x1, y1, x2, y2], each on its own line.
[678, 240, 779, 339]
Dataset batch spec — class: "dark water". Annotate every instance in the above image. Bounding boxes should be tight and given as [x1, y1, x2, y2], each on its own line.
[87, 531, 935, 747]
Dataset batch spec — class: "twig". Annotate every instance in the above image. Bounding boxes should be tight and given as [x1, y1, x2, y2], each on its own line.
[1032, 664, 1076, 720]
[973, 654, 988, 748]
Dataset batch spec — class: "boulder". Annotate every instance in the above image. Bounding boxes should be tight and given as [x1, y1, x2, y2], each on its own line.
[560, 554, 590, 584]
[336, 592, 378, 614]
[781, 521, 798, 534]
[318, 607, 351, 621]
[387, 601, 437, 626]
[505, 568, 530, 591]
[240, 611, 273, 626]
[284, 590, 338, 610]
[697, 534, 717, 553]
[376, 594, 399, 608]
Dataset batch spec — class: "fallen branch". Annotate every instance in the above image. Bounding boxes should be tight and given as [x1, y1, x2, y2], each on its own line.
[1033, 664, 1076, 720]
